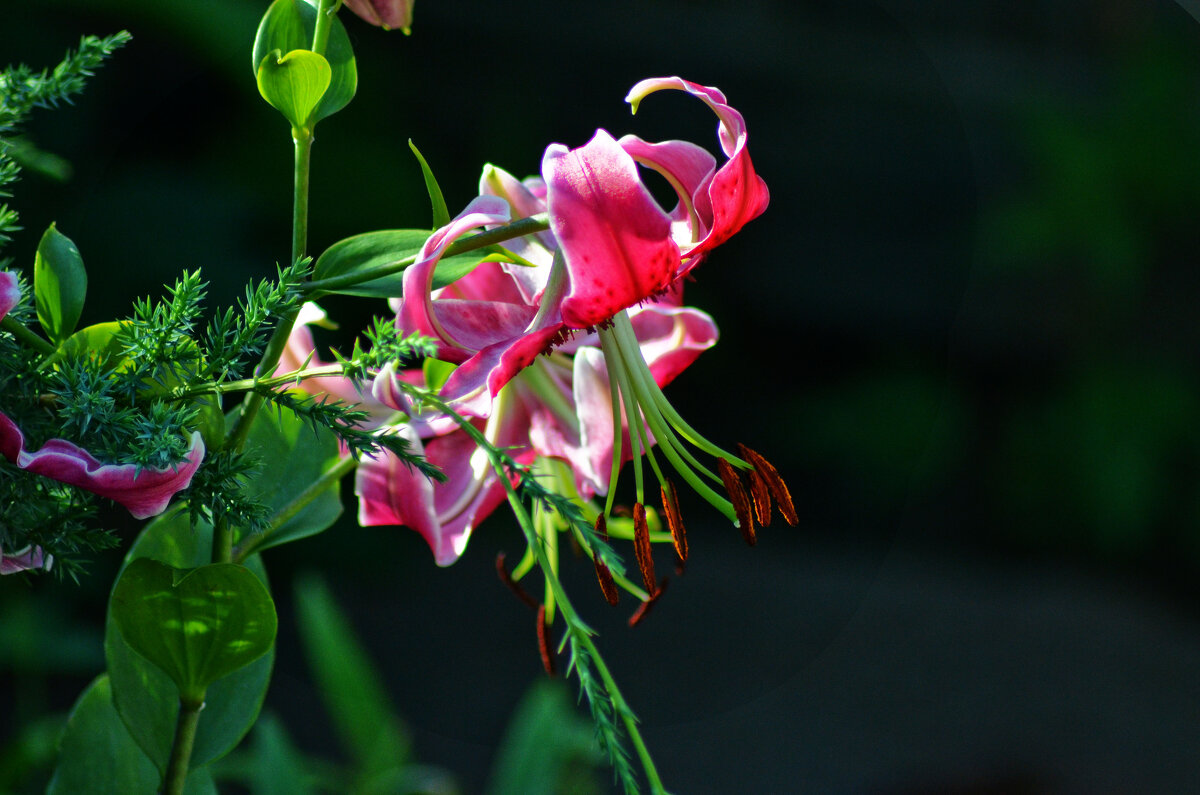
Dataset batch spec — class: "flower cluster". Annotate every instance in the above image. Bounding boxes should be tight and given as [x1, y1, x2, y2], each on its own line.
[285, 77, 794, 611]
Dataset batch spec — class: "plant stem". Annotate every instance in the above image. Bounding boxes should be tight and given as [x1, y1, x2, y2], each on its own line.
[311, 0, 338, 56]
[0, 316, 54, 355]
[161, 697, 203, 795]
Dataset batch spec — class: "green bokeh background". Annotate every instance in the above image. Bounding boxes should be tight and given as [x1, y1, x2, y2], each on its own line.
[5, 0, 1200, 791]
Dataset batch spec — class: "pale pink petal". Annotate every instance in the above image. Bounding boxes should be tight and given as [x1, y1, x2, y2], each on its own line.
[628, 305, 719, 387]
[618, 135, 716, 246]
[0, 413, 204, 519]
[0, 271, 18, 321]
[543, 130, 681, 329]
[0, 545, 51, 575]
[356, 425, 506, 566]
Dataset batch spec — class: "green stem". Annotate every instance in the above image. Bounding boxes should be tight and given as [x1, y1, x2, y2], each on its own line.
[302, 214, 550, 296]
[161, 696, 203, 795]
[0, 316, 54, 355]
[311, 0, 338, 56]
[406, 387, 666, 794]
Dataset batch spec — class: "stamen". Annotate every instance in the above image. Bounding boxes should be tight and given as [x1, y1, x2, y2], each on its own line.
[717, 458, 756, 546]
[746, 466, 772, 527]
[737, 444, 798, 526]
[660, 480, 687, 562]
[632, 503, 658, 594]
[536, 604, 555, 676]
[496, 552, 538, 610]
[592, 515, 620, 605]
[628, 577, 669, 627]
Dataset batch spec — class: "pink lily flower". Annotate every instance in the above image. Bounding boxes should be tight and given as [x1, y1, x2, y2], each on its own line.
[342, 0, 414, 33]
[0, 415, 205, 520]
[0, 270, 18, 319]
[0, 271, 204, 520]
[0, 544, 51, 575]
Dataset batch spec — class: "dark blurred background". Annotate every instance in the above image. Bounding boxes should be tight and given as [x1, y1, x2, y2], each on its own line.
[5, 0, 1200, 792]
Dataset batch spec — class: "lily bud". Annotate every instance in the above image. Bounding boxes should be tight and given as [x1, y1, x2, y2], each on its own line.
[342, 0, 414, 34]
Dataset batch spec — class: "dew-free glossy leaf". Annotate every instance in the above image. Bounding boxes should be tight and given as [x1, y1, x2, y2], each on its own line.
[409, 140, 451, 228]
[234, 403, 342, 552]
[252, 0, 357, 124]
[313, 228, 487, 298]
[33, 223, 86, 345]
[111, 558, 277, 704]
[47, 675, 217, 795]
[106, 512, 275, 775]
[256, 48, 331, 130]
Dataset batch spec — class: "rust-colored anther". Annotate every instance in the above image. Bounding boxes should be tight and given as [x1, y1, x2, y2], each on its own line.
[496, 552, 538, 610]
[745, 466, 773, 527]
[536, 604, 555, 676]
[717, 457, 756, 546]
[592, 515, 620, 606]
[660, 480, 688, 562]
[632, 503, 658, 594]
[737, 444, 798, 526]
[628, 577, 669, 627]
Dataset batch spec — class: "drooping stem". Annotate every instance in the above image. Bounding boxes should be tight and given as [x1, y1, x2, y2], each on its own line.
[0, 316, 54, 355]
[161, 697, 203, 795]
[311, 0, 339, 56]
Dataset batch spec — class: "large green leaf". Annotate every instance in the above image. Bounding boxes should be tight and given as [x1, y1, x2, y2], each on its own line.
[47, 675, 216, 795]
[111, 559, 277, 704]
[312, 228, 487, 298]
[105, 512, 275, 776]
[251, 0, 356, 125]
[33, 223, 87, 345]
[234, 403, 342, 552]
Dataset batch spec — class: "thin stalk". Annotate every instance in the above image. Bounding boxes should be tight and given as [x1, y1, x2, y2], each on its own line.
[161, 697, 203, 795]
[311, 0, 338, 56]
[0, 317, 54, 355]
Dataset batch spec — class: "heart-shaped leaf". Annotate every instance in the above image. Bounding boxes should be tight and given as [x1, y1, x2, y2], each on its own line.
[34, 223, 87, 345]
[256, 48, 331, 131]
[111, 558, 277, 705]
[106, 513, 276, 775]
[252, 0, 356, 125]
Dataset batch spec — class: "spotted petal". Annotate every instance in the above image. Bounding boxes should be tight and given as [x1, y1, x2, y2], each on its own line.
[0, 270, 19, 320]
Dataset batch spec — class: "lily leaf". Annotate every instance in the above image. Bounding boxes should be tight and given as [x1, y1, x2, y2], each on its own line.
[33, 223, 86, 346]
[47, 675, 217, 795]
[256, 48, 331, 130]
[252, 0, 356, 125]
[409, 140, 451, 228]
[106, 512, 276, 775]
[111, 558, 277, 705]
[313, 228, 487, 298]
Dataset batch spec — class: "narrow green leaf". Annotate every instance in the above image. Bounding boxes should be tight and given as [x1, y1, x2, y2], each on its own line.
[409, 140, 451, 228]
[106, 512, 275, 775]
[47, 675, 217, 795]
[111, 559, 277, 704]
[33, 223, 86, 345]
[486, 678, 604, 795]
[209, 712, 319, 795]
[234, 403, 342, 552]
[256, 48, 331, 130]
[313, 228, 487, 298]
[252, 0, 356, 125]
[293, 573, 412, 785]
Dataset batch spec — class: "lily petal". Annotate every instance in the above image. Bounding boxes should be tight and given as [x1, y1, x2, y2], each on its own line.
[544, 130, 681, 329]
[0, 270, 19, 320]
[626, 77, 769, 257]
[342, 0, 414, 32]
[0, 413, 205, 519]
[0, 545, 51, 575]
